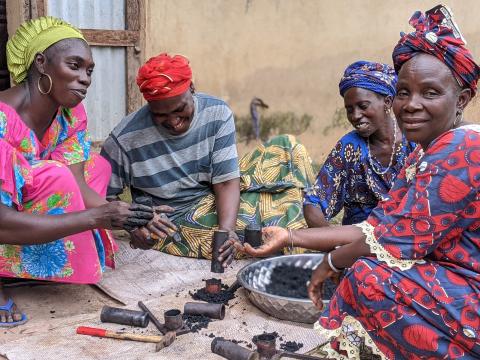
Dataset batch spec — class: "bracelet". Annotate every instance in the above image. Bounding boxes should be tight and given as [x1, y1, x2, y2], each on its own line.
[327, 252, 342, 273]
[288, 228, 294, 254]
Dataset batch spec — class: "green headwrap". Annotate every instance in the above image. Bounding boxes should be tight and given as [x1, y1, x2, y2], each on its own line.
[6, 16, 85, 84]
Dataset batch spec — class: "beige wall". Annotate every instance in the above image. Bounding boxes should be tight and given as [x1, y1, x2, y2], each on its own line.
[146, 0, 480, 159]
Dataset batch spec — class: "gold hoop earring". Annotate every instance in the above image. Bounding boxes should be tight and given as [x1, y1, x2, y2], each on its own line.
[37, 73, 53, 95]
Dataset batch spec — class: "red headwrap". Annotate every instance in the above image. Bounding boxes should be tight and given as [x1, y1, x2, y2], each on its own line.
[136, 53, 192, 101]
[392, 6, 480, 96]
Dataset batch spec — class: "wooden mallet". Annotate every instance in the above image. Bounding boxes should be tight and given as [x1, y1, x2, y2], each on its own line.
[76, 326, 176, 348]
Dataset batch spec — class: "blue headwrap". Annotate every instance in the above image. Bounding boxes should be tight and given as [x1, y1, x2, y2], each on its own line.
[339, 61, 397, 98]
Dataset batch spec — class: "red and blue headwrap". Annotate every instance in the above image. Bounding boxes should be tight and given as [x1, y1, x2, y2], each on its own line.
[339, 61, 397, 98]
[392, 6, 480, 96]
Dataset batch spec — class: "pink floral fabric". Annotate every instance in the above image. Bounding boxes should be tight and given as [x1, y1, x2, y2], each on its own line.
[0, 102, 116, 284]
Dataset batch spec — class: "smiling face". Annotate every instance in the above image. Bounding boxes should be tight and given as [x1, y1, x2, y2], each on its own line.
[147, 90, 195, 135]
[393, 54, 470, 149]
[38, 38, 95, 108]
[343, 87, 390, 138]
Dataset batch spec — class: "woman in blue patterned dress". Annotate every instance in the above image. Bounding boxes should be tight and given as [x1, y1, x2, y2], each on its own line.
[304, 61, 416, 227]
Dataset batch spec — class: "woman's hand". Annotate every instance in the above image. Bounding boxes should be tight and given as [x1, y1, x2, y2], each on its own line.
[94, 201, 154, 230]
[308, 259, 339, 310]
[235, 226, 288, 257]
[218, 230, 240, 267]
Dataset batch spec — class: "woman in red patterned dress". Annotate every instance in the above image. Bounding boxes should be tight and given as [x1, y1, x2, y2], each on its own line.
[238, 6, 480, 359]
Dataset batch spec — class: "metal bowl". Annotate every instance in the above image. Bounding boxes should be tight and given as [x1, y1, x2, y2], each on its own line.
[237, 253, 325, 324]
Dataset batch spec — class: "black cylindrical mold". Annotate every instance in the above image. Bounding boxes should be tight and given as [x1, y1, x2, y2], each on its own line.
[244, 224, 262, 248]
[226, 280, 241, 294]
[211, 230, 228, 273]
[164, 309, 183, 331]
[184, 302, 225, 320]
[211, 338, 259, 360]
[255, 333, 277, 358]
[100, 305, 149, 328]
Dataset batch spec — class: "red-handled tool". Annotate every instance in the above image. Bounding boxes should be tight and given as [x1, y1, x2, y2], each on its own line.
[76, 326, 165, 343]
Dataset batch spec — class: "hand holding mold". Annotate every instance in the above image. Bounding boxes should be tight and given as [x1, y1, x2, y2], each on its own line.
[218, 230, 240, 268]
[235, 226, 288, 257]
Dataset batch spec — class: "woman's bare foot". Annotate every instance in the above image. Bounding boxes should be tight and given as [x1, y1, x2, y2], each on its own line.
[0, 280, 25, 325]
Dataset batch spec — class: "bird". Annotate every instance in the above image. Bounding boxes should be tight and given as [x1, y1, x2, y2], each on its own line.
[250, 97, 269, 140]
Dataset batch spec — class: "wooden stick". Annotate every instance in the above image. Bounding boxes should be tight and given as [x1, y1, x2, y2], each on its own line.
[77, 326, 164, 343]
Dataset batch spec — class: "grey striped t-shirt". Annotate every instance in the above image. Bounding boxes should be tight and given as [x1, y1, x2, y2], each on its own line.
[101, 93, 240, 219]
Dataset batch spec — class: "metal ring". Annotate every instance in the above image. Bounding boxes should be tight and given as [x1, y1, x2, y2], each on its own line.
[327, 252, 342, 273]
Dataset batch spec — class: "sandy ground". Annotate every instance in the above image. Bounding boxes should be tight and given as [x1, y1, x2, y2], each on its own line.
[0, 231, 324, 360]
[0, 285, 117, 360]
[1, 282, 117, 338]
[0, 231, 125, 359]
[0, 278, 119, 358]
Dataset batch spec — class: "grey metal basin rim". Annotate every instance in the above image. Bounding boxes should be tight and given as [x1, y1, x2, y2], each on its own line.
[236, 253, 325, 303]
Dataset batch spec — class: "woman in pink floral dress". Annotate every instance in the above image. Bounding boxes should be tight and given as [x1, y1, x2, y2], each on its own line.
[0, 17, 154, 326]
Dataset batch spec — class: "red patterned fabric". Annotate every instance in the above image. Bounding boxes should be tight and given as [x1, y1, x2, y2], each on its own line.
[318, 125, 480, 358]
[392, 8, 480, 95]
[136, 53, 192, 101]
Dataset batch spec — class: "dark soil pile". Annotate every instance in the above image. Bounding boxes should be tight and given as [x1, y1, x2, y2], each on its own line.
[189, 284, 236, 305]
[265, 265, 312, 298]
[182, 313, 211, 333]
[265, 264, 337, 299]
[280, 340, 304, 352]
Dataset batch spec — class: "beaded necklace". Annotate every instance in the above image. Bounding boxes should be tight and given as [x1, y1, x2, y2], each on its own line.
[367, 116, 398, 175]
